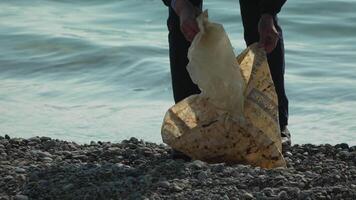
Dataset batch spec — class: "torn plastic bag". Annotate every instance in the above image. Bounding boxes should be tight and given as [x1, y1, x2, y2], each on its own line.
[161, 11, 286, 169]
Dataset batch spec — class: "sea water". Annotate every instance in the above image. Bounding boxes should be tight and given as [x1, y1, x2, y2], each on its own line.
[0, 0, 355, 145]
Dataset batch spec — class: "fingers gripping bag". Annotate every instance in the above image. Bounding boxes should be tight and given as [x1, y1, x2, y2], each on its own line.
[161, 11, 286, 169]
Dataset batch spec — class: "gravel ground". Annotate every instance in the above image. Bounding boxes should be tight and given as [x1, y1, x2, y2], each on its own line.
[0, 135, 355, 200]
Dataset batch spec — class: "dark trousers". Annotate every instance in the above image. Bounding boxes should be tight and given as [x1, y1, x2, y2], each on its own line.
[166, 0, 288, 128]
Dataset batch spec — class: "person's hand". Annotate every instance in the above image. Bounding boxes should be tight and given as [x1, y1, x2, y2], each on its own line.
[258, 14, 280, 53]
[174, 0, 201, 42]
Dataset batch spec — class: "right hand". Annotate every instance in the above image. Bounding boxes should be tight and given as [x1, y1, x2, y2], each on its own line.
[175, 0, 201, 42]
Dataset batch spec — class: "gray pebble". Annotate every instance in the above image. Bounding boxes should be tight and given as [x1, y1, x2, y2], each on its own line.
[42, 157, 53, 162]
[173, 184, 183, 192]
[28, 137, 41, 142]
[278, 191, 288, 199]
[285, 151, 293, 157]
[242, 192, 254, 199]
[14, 195, 28, 200]
[223, 194, 230, 200]
[4, 175, 14, 180]
[190, 160, 207, 169]
[157, 181, 170, 188]
[62, 183, 74, 191]
[197, 171, 208, 181]
[40, 136, 52, 141]
[31, 150, 52, 158]
[15, 167, 26, 173]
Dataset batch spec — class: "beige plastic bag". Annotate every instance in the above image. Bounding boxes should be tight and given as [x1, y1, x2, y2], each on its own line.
[161, 11, 285, 169]
[187, 11, 245, 120]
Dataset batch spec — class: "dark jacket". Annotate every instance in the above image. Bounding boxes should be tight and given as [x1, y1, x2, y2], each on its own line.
[161, 0, 287, 15]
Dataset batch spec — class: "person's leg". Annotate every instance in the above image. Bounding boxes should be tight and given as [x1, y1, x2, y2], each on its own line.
[266, 23, 289, 128]
[167, 0, 202, 160]
[167, 0, 202, 103]
[239, 0, 289, 129]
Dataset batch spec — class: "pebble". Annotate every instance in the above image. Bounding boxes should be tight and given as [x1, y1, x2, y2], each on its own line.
[31, 150, 52, 158]
[173, 185, 183, 192]
[15, 167, 26, 173]
[62, 183, 74, 191]
[157, 181, 170, 188]
[278, 190, 288, 199]
[40, 136, 52, 142]
[4, 175, 14, 180]
[42, 157, 53, 162]
[197, 171, 208, 181]
[189, 160, 207, 169]
[242, 192, 254, 200]
[335, 143, 349, 150]
[14, 195, 28, 200]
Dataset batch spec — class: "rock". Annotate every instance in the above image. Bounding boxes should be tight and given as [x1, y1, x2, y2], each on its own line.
[28, 137, 41, 142]
[40, 136, 52, 141]
[222, 194, 230, 200]
[262, 187, 274, 197]
[14, 195, 28, 200]
[189, 160, 207, 169]
[197, 171, 208, 181]
[173, 184, 183, 192]
[4, 175, 14, 180]
[62, 183, 74, 191]
[31, 150, 53, 158]
[42, 157, 53, 162]
[284, 151, 293, 157]
[278, 191, 288, 199]
[242, 192, 254, 199]
[15, 167, 26, 173]
[157, 181, 170, 188]
[335, 143, 349, 150]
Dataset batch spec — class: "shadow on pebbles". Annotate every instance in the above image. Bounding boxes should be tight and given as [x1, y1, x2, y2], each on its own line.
[0, 135, 355, 200]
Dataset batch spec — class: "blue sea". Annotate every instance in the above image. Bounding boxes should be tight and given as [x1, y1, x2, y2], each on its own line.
[0, 0, 355, 145]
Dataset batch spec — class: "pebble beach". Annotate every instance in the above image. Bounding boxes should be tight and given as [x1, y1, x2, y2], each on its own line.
[0, 135, 355, 200]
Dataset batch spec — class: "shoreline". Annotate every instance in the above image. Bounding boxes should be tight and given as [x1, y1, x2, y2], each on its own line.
[0, 135, 355, 200]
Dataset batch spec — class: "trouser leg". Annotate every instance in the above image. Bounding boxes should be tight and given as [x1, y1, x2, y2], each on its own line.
[239, 0, 289, 127]
[167, 0, 202, 103]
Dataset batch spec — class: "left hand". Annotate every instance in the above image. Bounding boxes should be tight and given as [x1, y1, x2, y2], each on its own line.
[258, 14, 280, 53]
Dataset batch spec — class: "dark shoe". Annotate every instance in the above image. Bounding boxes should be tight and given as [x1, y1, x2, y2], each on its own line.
[281, 126, 291, 149]
[171, 149, 191, 161]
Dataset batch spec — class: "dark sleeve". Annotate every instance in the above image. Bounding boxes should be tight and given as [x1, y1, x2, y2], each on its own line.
[162, 0, 171, 7]
[259, 0, 287, 15]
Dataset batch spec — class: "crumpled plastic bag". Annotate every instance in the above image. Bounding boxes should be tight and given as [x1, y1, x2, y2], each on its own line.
[161, 11, 286, 169]
[187, 11, 245, 120]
